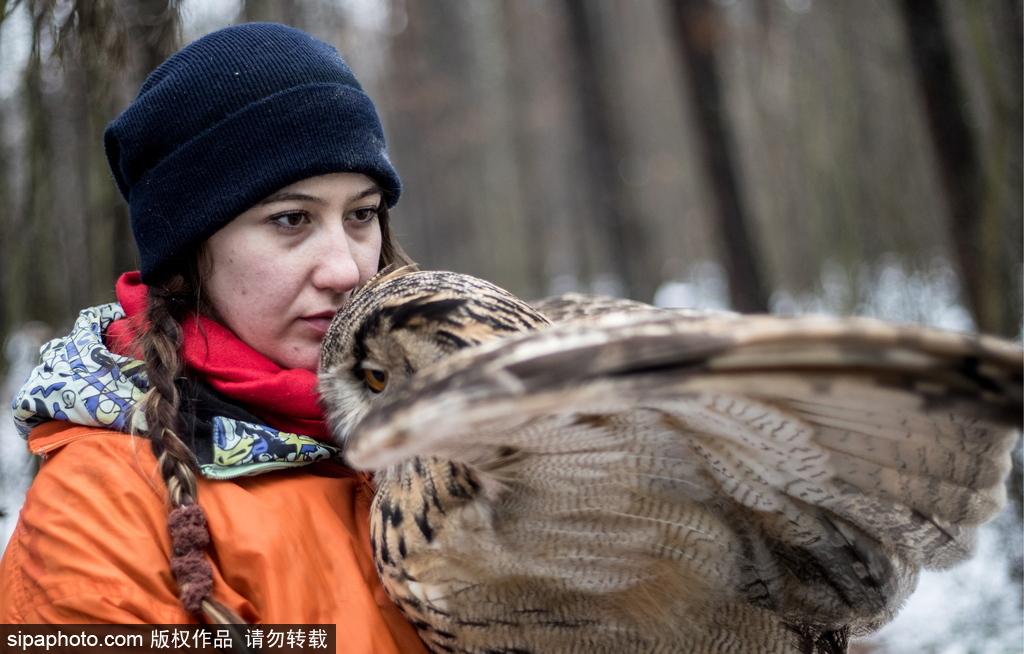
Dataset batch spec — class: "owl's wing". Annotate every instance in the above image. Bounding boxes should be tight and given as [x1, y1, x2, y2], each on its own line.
[529, 292, 665, 322]
[346, 312, 1022, 631]
[529, 291, 739, 323]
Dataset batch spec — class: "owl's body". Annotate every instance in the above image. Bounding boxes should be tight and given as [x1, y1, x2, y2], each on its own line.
[367, 456, 857, 654]
[319, 269, 1022, 654]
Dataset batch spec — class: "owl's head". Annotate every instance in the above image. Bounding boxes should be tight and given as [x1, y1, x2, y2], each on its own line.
[319, 268, 550, 445]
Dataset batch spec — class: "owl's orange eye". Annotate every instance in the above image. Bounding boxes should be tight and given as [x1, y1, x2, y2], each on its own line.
[362, 368, 389, 393]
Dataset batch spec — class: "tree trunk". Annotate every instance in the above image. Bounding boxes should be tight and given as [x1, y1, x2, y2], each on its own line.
[668, 0, 770, 312]
[16, 29, 61, 327]
[562, 0, 655, 301]
[243, 0, 304, 26]
[898, 0, 1012, 336]
[115, 0, 182, 278]
[0, 97, 8, 341]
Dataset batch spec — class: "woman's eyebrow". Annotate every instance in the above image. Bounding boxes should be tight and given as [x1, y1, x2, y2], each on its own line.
[259, 191, 323, 205]
[351, 184, 383, 202]
[259, 184, 383, 206]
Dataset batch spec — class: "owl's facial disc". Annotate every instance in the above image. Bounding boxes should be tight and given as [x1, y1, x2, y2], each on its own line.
[319, 269, 551, 446]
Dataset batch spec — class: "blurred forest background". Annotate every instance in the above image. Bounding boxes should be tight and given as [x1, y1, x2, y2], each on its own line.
[0, 0, 1020, 652]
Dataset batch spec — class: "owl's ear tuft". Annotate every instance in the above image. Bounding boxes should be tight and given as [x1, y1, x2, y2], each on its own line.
[387, 298, 468, 331]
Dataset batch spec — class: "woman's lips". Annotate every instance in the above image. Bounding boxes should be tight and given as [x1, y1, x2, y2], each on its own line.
[301, 312, 337, 336]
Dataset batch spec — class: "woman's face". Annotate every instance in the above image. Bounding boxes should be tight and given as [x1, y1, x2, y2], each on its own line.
[204, 172, 383, 371]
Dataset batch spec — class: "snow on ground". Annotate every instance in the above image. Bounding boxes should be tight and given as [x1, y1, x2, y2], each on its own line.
[1, 323, 50, 550]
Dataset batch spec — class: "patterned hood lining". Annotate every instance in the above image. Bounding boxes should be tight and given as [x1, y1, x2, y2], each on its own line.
[10, 303, 343, 479]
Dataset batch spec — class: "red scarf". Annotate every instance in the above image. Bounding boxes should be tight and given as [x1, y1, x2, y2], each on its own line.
[106, 271, 329, 440]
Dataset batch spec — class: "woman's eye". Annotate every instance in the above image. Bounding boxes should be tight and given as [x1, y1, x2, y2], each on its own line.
[350, 207, 379, 224]
[362, 367, 389, 393]
[270, 212, 309, 229]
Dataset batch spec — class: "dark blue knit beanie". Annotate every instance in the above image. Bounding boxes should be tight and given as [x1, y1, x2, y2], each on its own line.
[104, 23, 401, 283]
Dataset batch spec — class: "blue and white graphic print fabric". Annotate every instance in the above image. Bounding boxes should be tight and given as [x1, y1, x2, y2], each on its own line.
[11, 303, 148, 437]
[10, 302, 342, 479]
[207, 417, 340, 480]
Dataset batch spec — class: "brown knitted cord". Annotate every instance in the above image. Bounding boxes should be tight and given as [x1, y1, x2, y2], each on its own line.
[169, 504, 214, 613]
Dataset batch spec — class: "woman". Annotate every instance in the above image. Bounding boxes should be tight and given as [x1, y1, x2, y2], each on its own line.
[0, 22, 426, 651]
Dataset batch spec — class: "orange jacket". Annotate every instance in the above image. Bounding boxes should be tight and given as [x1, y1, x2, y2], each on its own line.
[0, 422, 426, 653]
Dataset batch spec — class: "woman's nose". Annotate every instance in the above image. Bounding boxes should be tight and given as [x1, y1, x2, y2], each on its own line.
[311, 233, 361, 293]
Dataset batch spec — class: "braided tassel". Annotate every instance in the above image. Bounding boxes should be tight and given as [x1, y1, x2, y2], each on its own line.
[168, 504, 214, 614]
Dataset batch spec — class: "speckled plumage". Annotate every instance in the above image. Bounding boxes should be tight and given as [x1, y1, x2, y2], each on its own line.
[319, 268, 1023, 654]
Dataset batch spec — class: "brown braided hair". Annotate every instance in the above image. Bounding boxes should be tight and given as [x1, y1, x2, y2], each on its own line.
[133, 203, 411, 625]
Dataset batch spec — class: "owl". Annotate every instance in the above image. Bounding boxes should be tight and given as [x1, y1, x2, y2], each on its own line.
[318, 267, 1022, 654]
